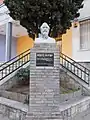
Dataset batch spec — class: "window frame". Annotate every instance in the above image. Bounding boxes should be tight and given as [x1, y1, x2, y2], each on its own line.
[79, 20, 90, 50]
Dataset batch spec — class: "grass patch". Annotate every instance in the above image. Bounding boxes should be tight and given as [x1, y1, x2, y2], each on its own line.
[61, 88, 80, 94]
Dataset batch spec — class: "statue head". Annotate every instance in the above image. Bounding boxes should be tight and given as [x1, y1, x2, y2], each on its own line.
[35, 22, 55, 43]
[40, 22, 50, 38]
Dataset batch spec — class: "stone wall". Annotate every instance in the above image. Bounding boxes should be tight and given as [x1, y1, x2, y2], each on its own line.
[0, 62, 29, 90]
[60, 90, 82, 102]
[60, 68, 82, 102]
[60, 69, 82, 92]
[59, 97, 90, 120]
[0, 90, 28, 103]
[0, 103, 27, 120]
[70, 107, 90, 120]
[0, 74, 19, 90]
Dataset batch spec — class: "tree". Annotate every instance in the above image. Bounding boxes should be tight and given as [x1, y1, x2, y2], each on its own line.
[4, 0, 84, 39]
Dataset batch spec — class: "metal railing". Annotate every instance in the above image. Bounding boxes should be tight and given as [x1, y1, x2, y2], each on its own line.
[60, 52, 89, 85]
[0, 49, 30, 68]
[0, 49, 30, 80]
[0, 49, 89, 87]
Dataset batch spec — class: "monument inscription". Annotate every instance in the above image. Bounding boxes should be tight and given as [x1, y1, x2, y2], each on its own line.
[36, 53, 54, 66]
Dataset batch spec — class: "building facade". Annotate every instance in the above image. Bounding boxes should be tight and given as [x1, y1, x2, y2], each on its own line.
[0, 1, 34, 62]
[0, 1, 73, 63]
[72, 0, 90, 69]
[0, 0, 79, 63]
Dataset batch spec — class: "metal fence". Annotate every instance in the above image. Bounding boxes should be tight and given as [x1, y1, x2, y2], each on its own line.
[0, 49, 30, 80]
[60, 52, 89, 85]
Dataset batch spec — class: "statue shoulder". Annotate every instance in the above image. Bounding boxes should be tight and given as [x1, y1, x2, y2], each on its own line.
[35, 38, 40, 40]
[35, 37, 56, 43]
[35, 38, 41, 43]
[49, 37, 56, 43]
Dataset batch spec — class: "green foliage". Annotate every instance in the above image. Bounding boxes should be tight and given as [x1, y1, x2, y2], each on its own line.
[61, 87, 80, 94]
[15, 68, 30, 85]
[4, 0, 84, 39]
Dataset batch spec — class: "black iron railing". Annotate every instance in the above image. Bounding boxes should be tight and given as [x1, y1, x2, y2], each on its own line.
[60, 52, 89, 85]
[0, 49, 30, 68]
[0, 49, 89, 87]
[0, 49, 30, 80]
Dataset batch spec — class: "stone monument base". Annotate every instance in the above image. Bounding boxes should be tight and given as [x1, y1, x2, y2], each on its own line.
[26, 43, 61, 120]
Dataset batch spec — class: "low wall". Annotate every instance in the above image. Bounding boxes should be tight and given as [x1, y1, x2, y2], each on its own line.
[60, 90, 82, 102]
[0, 90, 28, 103]
[0, 62, 29, 90]
[0, 74, 19, 90]
[60, 69, 82, 91]
[59, 97, 90, 119]
[0, 103, 27, 120]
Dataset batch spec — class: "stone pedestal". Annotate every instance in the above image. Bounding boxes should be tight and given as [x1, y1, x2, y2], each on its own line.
[27, 43, 61, 120]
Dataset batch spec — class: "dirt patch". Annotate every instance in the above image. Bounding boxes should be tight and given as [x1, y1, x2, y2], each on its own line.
[7, 79, 29, 94]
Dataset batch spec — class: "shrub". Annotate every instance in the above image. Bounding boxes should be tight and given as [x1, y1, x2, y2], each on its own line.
[15, 68, 30, 85]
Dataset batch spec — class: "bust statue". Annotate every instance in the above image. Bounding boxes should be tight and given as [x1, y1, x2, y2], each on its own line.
[35, 22, 55, 43]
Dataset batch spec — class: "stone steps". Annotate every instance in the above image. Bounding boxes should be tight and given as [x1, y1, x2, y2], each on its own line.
[0, 97, 28, 120]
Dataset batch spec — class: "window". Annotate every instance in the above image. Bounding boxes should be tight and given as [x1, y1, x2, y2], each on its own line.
[80, 20, 90, 50]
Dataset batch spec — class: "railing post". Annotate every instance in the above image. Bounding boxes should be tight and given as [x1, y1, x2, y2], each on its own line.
[5, 22, 12, 61]
[89, 73, 90, 87]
